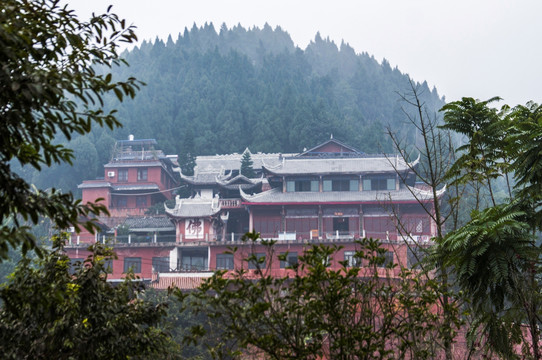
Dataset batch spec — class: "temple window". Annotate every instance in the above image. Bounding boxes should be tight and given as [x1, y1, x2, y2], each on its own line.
[378, 251, 394, 268]
[152, 257, 170, 273]
[248, 253, 266, 270]
[136, 196, 147, 207]
[216, 254, 234, 270]
[323, 179, 359, 191]
[362, 177, 395, 191]
[137, 168, 148, 181]
[344, 251, 361, 267]
[407, 247, 425, 269]
[286, 179, 318, 192]
[118, 169, 128, 182]
[124, 257, 142, 273]
[116, 197, 127, 208]
[280, 252, 298, 268]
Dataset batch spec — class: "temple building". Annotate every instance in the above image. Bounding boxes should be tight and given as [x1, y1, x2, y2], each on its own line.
[77, 136, 179, 226]
[66, 137, 442, 288]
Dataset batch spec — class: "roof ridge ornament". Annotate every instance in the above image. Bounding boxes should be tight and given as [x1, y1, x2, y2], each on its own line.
[408, 153, 421, 168]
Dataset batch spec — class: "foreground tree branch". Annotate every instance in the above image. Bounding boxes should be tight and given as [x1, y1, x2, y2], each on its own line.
[0, 0, 143, 258]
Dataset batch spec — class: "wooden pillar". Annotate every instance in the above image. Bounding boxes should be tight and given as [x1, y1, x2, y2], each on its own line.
[359, 205, 364, 238]
[318, 205, 323, 239]
[281, 206, 286, 233]
[248, 207, 253, 232]
[319, 176, 323, 192]
[176, 219, 182, 243]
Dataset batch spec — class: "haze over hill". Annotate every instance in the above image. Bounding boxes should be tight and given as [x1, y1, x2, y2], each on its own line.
[109, 23, 444, 155]
[23, 23, 445, 195]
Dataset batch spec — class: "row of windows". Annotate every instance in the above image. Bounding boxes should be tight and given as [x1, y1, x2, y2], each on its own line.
[216, 251, 405, 270]
[113, 196, 148, 208]
[343, 251, 394, 267]
[285, 177, 396, 192]
[118, 168, 175, 187]
[217, 252, 299, 270]
[71, 249, 424, 274]
[70, 258, 113, 274]
[253, 216, 431, 238]
[122, 257, 172, 273]
[344, 248, 426, 268]
[71, 257, 171, 274]
[116, 168, 148, 182]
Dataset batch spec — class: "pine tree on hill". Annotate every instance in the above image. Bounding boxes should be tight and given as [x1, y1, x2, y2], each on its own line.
[240, 148, 255, 178]
[179, 129, 196, 177]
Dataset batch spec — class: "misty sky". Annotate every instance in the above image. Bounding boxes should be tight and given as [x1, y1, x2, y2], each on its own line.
[70, 0, 541, 106]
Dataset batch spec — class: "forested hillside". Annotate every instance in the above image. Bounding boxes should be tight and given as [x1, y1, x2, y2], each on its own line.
[110, 23, 444, 155]
[21, 23, 446, 194]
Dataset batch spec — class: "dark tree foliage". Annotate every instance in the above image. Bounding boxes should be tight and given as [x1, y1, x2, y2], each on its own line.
[440, 99, 542, 359]
[179, 232, 460, 359]
[178, 127, 196, 178]
[105, 24, 444, 157]
[0, 235, 171, 359]
[0, 0, 141, 258]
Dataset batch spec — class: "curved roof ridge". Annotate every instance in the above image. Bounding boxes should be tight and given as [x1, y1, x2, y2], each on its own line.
[406, 184, 446, 199]
[407, 153, 421, 168]
[261, 158, 283, 171]
[240, 187, 280, 201]
[165, 194, 222, 218]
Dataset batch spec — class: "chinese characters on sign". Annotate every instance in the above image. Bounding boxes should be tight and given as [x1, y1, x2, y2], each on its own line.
[185, 218, 203, 239]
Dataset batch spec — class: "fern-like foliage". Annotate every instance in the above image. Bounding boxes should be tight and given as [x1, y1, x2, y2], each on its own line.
[508, 102, 542, 227]
[443, 201, 534, 309]
[441, 200, 538, 356]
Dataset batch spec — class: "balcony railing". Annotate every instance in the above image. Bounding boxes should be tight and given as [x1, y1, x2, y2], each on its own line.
[67, 234, 177, 247]
[66, 232, 434, 248]
[115, 234, 176, 244]
[112, 149, 165, 162]
[214, 231, 410, 244]
[108, 207, 149, 217]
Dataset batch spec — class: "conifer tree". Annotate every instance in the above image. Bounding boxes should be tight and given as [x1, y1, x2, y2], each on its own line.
[179, 129, 196, 176]
[240, 148, 255, 178]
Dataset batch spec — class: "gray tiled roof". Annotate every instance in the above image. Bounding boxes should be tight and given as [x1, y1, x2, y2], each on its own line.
[104, 161, 163, 168]
[123, 216, 175, 231]
[263, 156, 413, 176]
[78, 181, 111, 189]
[180, 171, 222, 185]
[216, 174, 261, 190]
[112, 184, 160, 191]
[180, 170, 264, 188]
[220, 183, 260, 191]
[165, 196, 221, 218]
[240, 186, 441, 204]
[195, 152, 294, 172]
[297, 139, 364, 157]
[217, 174, 259, 185]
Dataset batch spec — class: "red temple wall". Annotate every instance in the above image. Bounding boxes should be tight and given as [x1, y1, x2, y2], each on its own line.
[82, 187, 110, 208]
